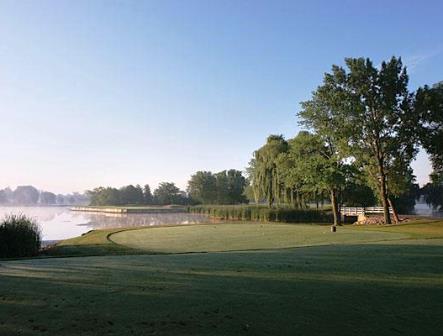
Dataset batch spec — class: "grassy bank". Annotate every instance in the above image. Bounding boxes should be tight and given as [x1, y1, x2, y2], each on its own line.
[189, 205, 333, 223]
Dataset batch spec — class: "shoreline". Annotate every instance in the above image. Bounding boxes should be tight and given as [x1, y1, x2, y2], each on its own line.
[70, 206, 187, 214]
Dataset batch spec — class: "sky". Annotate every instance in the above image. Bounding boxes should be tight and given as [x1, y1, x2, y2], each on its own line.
[0, 0, 442, 194]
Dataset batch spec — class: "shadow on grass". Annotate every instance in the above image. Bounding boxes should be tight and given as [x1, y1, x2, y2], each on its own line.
[1, 243, 442, 335]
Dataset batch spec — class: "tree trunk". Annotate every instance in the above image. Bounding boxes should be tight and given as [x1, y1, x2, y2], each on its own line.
[330, 189, 341, 226]
[377, 158, 391, 224]
[290, 189, 295, 208]
[388, 198, 400, 224]
[315, 191, 319, 209]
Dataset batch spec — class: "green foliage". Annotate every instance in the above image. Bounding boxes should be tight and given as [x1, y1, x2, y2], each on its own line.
[249, 135, 289, 207]
[153, 182, 188, 205]
[143, 184, 153, 204]
[298, 57, 420, 224]
[421, 172, 443, 211]
[415, 81, 443, 175]
[0, 214, 41, 258]
[187, 171, 217, 204]
[88, 183, 189, 206]
[189, 205, 333, 223]
[187, 170, 248, 205]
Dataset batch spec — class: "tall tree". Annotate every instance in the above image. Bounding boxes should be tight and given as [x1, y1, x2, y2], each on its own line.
[285, 131, 347, 225]
[301, 57, 417, 224]
[153, 182, 183, 205]
[345, 57, 418, 223]
[225, 169, 248, 204]
[143, 184, 153, 205]
[298, 61, 354, 225]
[415, 81, 443, 174]
[250, 135, 288, 207]
[187, 171, 217, 204]
[12, 186, 40, 205]
[39, 191, 56, 205]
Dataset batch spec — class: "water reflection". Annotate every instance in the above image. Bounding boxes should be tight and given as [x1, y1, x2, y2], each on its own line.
[0, 206, 212, 241]
[414, 202, 443, 217]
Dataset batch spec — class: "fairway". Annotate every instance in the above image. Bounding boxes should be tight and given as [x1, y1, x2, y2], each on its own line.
[109, 223, 408, 253]
[1, 243, 443, 336]
[2, 220, 443, 335]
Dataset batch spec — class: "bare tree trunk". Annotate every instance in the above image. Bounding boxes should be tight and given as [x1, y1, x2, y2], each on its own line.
[330, 189, 341, 226]
[290, 189, 295, 208]
[377, 158, 391, 224]
[388, 198, 400, 224]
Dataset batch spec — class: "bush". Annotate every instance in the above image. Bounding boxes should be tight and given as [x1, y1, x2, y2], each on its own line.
[189, 205, 333, 223]
[0, 214, 41, 258]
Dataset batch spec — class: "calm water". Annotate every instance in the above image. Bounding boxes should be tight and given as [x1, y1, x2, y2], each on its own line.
[0, 206, 212, 241]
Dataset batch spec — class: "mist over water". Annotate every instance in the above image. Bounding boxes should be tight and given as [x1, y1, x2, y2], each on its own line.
[0, 207, 212, 241]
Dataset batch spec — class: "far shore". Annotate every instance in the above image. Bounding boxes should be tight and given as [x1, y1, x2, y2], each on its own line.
[70, 205, 187, 214]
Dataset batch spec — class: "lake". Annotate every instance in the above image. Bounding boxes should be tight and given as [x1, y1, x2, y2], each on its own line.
[0, 206, 212, 241]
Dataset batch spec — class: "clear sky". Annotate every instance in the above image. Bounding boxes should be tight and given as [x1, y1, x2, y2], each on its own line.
[0, 0, 442, 193]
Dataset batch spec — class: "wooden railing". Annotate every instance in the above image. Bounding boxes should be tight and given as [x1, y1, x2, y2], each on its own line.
[340, 207, 393, 216]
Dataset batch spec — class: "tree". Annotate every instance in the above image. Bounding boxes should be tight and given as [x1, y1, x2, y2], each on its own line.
[88, 187, 121, 206]
[285, 131, 347, 225]
[12, 186, 40, 205]
[0, 189, 8, 204]
[341, 167, 377, 207]
[143, 184, 153, 204]
[250, 135, 288, 207]
[421, 172, 443, 211]
[225, 169, 248, 204]
[298, 60, 355, 225]
[187, 171, 217, 204]
[345, 57, 418, 223]
[415, 81, 443, 174]
[153, 182, 183, 205]
[301, 57, 418, 224]
[119, 185, 144, 205]
[39, 191, 56, 205]
[56, 194, 65, 205]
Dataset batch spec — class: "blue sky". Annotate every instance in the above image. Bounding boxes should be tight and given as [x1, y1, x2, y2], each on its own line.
[0, 0, 442, 193]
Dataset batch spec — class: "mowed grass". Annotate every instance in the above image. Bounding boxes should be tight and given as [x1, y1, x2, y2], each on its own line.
[109, 223, 409, 253]
[1, 220, 442, 335]
[1, 244, 443, 335]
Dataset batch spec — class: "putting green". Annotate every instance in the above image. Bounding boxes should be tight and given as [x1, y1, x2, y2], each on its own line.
[109, 223, 408, 253]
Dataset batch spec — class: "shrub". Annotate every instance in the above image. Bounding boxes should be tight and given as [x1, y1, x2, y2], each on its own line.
[0, 214, 41, 258]
[189, 205, 333, 223]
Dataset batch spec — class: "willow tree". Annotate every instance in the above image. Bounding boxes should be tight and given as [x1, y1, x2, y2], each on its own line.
[275, 151, 307, 208]
[250, 135, 288, 207]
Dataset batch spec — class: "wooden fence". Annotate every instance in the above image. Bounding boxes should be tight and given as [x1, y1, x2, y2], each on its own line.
[340, 207, 393, 216]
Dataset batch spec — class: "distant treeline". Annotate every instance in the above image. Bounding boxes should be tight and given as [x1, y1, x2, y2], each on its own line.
[88, 169, 248, 206]
[0, 186, 89, 206]
[88, 182, 190, 206]
[187, 170, 247, 205]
